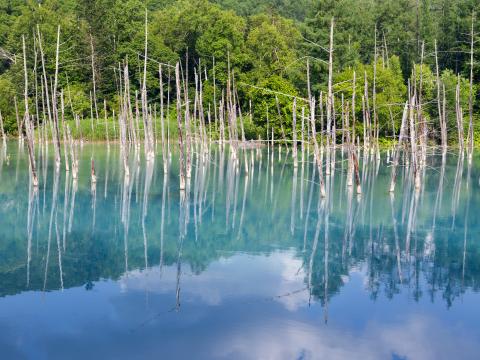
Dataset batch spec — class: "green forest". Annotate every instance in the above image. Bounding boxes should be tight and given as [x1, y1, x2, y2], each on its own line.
[0, 0, 479, 143]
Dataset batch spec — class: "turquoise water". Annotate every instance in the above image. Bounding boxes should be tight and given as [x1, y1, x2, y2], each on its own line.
[0, 143, 479, 360]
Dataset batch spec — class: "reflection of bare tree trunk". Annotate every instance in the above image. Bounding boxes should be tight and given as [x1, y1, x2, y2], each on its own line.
[462, 160, 472, 288]
[238, 172, 249, 239]
[342, 185, 353, 262]
[68, 178, 77, 234]
[142, 161, 154, 270]
[308, 200, 323, 306]
[270, 145, 274, 201]
[104, 149, 110, 199]
[175, 242, 183, 312]
[300, 133, 305, 220]
[121, 170, 133, 273]
[55, 217, 63, 291]
[451, 153, 464, 230]
[390, 193, 402, 283]
[42, 137, 48, 214]
[193, 154, 199, 242]
[368, 155, 378, 253]
[272, 156, 288, 217]
[401, 165, 413, 225]
[225, 154, 236, 228]
[291, 167, 298, 235]
[160, 173, 168, 275]
[348, 191, 361, 256]
[91, 174, 97, 233]
[432, 154, 446, 229]
[264, 147, 269, 204]
[27, 182, 38, 287]
[44, 167, 60, 291]
[254, 147, 261, 187]
[405, 176, 419, 258]
[184, 172, 191, 238]
[62, 172, 70, 251]
[176, 180, 187, 311]
[303, 164, 316, 252]
[361, 146, 368, 201]
[198, 153, 208, 225]
[232, 166, 240, 230]
[250, 149, 255, 180]
[210, 148, 217, 222]
[324, 206, 329, 324]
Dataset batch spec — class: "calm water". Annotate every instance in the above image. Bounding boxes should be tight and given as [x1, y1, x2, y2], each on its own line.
[0, 143, 479, 360]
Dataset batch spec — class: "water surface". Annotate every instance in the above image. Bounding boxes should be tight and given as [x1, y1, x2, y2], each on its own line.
[0, 144, 479, 360]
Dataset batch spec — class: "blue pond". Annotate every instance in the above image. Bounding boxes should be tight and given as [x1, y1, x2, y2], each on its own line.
[0, 144, 479, 359]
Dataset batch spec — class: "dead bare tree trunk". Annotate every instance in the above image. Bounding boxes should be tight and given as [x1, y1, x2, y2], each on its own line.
[389, 101, 409, 192]
[66, 124, 77, 179]
[22, 35, 38, 187]
[60, 91, 69, 172]
[90, 33, 99, 124]
[176, 63, 186, 191]
[52, 26, 62, 166]
[14, 96, 22, 142]
[456, 76, 464, 151]
[142, 9, 154, 161]
[309, 97, 326, 197]
[352, 70, 356, 145]
[434, 40, 447, 152]
[0, 110, 6, 147]
[104, 99, 109, 147]
[327, 17, 334, 150]
[467, 11, 475, 161]
[159, 65, 168, 173]
[292, 97, 298, 168]
[373, 23, 378, 151]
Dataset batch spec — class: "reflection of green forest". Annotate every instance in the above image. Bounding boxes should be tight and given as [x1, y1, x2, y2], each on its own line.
[0, 145, 479, 308]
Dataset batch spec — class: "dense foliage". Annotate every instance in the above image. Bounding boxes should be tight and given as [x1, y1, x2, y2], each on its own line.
[0, 0, 479, 142]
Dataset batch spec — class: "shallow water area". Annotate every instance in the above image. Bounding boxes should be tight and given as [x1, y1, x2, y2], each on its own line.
[0, 143, 479, 360]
